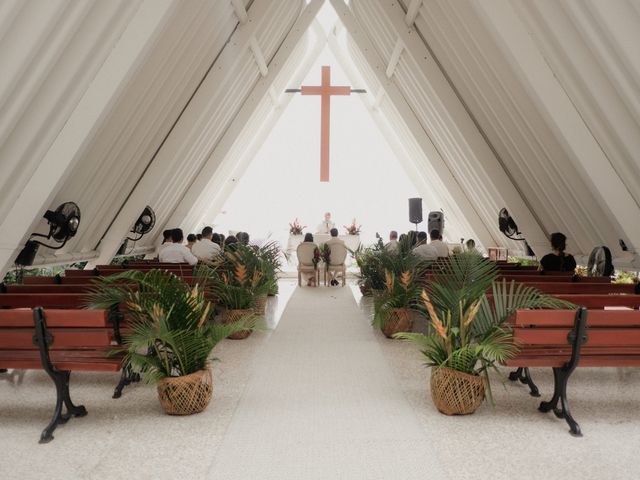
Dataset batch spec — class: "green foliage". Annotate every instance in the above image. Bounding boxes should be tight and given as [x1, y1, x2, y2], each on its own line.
[84, 269, 251, 383]
[613, 270, 640, 284]
[372, 270, 423, 329]
[110, 254, 146, 266]
[195, 243, 282, 309]
[355, 242, 430, 292]
[2, 262, 87, 284]
[507, 256, 540, 267]
[396, 252, 576, 401]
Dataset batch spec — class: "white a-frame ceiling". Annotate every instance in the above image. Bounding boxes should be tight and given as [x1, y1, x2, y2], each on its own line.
[1, 0, 640, 278]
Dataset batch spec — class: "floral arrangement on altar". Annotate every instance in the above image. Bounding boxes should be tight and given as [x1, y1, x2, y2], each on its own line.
[343, 218, 361, 236]
[289, 218, 306, 235]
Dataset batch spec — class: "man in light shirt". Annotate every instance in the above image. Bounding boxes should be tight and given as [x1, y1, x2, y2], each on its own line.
[430, 229, 450, 258]
[317, 212, 335, 234]
[326, 228, 346, 286]
[385, 230, 400, 252]
[159, 228, 198, 265]
[412, 231, 436, 261]
[156, 229, 173, 258]
[192, 226, 221, 262]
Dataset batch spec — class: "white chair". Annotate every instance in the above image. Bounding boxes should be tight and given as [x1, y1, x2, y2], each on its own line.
[297, 242, 320, 287]
[324, 242, 347, 287]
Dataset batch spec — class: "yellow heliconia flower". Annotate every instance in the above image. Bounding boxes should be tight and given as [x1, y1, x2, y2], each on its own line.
[422, 291, 447, 339]
[199, 302, 211, 327]
[400, 271, 411, 290]
[235, 264, 248, 285]
[464, 300, 481, 327]
[127, 301, 143, 313]
[384, 270, 394, 290]
[151, 303, 164, 322]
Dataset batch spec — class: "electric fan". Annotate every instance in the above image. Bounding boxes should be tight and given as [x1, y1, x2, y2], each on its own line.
[127, 206, 155, 241]
[498, 208, 535, 257]
[117, 206, 156, 255]
[15, 202, 81, 266]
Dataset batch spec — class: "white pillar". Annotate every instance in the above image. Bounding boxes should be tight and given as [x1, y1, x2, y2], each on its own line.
[0, 0, 176, 279]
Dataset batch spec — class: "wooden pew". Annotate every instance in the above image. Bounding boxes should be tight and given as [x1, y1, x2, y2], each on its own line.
[510, 282, 638, 295]
[486, 293, 640, 309]
[2, 284, 96, 294]
[0, 293, 88, 309]
[497, 275, 611, 283]
[0, 308, 124, 443]
[505, 308, 640, 436]
[21, 275, 202, 285]
[64, 267, 193, 277]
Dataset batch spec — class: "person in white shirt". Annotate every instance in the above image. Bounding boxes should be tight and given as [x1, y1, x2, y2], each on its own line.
[413, 231, 437, 261]
[192, 226, 221, 262]
[159, 228, 198, 265]
[465, 238, 479, 255]
[385, 230, 400, 252]
[156, 229, 173, 258]
[429, 229, 450, 258]
[316, 212, 335, 234]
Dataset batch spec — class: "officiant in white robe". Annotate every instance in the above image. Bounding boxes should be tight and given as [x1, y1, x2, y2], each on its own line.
[316, 212, 335, 234]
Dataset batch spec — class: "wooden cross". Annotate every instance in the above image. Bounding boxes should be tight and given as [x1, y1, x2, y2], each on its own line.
[292, 66, 351, 182]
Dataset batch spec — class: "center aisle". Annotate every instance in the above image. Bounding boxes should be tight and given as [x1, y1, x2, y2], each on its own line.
[207, 286, 447, 479]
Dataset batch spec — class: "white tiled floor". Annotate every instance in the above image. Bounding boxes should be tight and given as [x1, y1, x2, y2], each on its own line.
[1, 281, 640, 479]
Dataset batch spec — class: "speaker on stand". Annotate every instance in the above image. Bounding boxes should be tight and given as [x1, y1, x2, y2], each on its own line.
[409, 198, 423, 232]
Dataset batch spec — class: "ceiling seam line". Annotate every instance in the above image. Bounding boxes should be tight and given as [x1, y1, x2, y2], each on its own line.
[93, 15, 243, 250]
[406, 4, 548, 238]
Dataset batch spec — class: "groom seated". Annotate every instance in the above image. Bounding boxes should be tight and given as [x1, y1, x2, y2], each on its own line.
[326, 228, 346, 286]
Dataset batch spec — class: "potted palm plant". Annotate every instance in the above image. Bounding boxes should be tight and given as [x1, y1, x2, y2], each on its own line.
[373, 269, 423, 338]
[85, 269, 252, 415]
[396, 252, 573, 415]
[198, 247, 264, 339]
[254, 241, 284, 302]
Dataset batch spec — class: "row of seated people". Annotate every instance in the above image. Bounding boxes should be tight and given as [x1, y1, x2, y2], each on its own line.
[383, 229, 581, 274]
[156, 227, 250, 265]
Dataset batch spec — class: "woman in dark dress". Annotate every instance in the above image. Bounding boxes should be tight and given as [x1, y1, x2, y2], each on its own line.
[539, 232, 576, 273]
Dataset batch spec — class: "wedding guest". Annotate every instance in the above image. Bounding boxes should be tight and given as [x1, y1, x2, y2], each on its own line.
[186, 234, 197, 250]
[192, 226, 221, 261]
[465, 238, 479, 254]
[237, 231, 250, 245]
[156, 229, 173, 257]
[224, 235, 238, 250]
[159, 228, 197, 265]
[539, 232, 576, 273]
[196, 234, 202, 241]
[385, 231, 400, 252]
[413, 232, 435, 261]
[429, 229, 450, 258]
[212, 233, 222, 247]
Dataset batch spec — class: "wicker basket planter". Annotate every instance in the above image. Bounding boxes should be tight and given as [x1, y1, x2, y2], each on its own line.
[430, 367, 485, 415]
[253, 294, 268, 316]
[157, 368, 213, 415]
[381, 308, 413, 338]
[218, 308, 254, 339]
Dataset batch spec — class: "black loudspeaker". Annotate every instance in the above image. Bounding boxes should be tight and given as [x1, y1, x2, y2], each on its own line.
[409, 198, 423, 224]
[427, 211, 444, 234]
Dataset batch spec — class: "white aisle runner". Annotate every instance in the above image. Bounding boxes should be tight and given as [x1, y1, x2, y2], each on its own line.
[207, 287, 447, 479]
